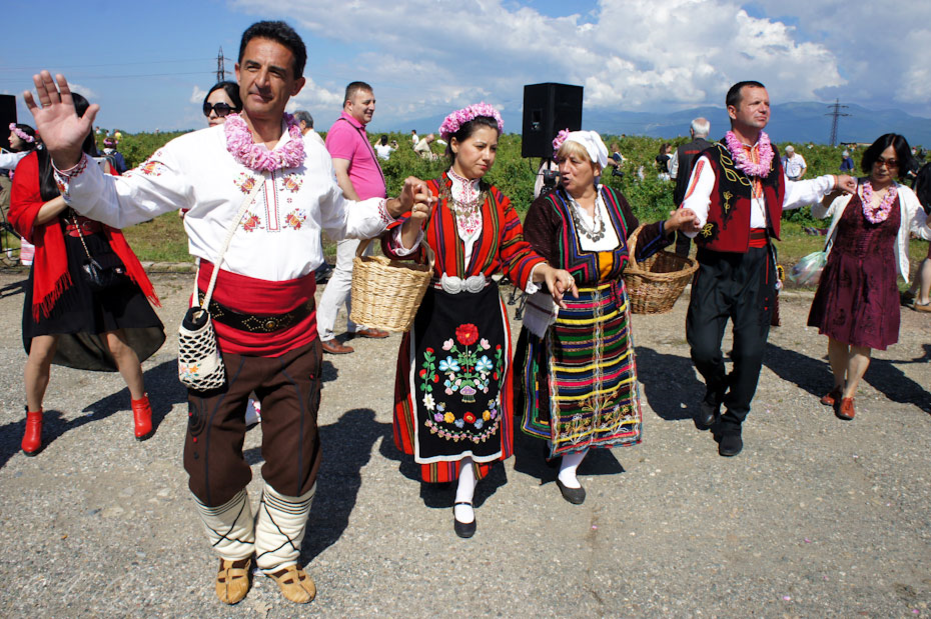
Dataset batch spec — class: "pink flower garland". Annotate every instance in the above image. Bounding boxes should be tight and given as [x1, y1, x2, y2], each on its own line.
[860, 181, 897, 224]
[551, 128, 571, 158]
[439, 102, 504, 141]
[724, 130, 774, 178]
[224, 112, 304, 172]
[9, 123, 34, 143]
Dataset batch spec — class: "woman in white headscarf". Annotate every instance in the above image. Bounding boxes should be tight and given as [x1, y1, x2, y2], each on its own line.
[516, 130, 696, 504]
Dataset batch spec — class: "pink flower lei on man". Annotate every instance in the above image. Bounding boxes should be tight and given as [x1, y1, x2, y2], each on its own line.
[723, 130, 775, 178]
[9, 123, 35, 144]
[224, 112, 304, 172]
[439, 102, 504, 141]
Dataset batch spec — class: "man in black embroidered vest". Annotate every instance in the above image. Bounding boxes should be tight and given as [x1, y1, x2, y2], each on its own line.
[670, 116, 713, 256]
[679, 81, 856, 457]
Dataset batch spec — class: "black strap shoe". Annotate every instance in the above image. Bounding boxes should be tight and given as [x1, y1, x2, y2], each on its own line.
[453, 501, 476, 538]
[556, 479, 586, 504]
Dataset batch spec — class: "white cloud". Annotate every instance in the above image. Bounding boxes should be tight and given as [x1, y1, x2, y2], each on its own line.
[231, 0, 931, 122]
[190, 85, 208, 104]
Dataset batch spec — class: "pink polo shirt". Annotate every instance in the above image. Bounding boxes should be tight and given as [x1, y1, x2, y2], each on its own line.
[325, 111, 387, 200]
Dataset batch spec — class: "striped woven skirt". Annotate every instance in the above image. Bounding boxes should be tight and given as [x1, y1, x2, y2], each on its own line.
[517, 280, 642, 458]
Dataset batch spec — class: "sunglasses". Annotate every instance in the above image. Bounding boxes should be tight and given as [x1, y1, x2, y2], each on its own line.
[203, 102, 236, 117]
[874, 156, 899, 169]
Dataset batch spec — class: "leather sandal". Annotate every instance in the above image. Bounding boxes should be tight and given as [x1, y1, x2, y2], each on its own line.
[268, 565, 316, 603]
[216, 557, 252, 605]
[131, 393, 153, 441]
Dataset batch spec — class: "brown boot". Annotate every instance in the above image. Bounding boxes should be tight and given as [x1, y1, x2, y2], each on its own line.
[22, 407, 43, 456]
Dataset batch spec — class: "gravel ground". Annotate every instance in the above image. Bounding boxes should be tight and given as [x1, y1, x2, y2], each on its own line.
[0, 270, 929, 618]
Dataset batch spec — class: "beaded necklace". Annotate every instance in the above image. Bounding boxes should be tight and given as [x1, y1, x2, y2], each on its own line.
[566, 190, 606, 242]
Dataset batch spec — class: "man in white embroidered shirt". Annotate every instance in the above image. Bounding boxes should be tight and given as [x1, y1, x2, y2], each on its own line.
[24, 20, 431, 608]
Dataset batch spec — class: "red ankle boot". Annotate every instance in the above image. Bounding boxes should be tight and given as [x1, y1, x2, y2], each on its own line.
[131, 394, 153, 441]
[22, 407, 43, 456]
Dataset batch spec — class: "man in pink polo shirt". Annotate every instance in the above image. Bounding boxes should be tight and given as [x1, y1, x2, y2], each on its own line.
[318, 81, 389, 353]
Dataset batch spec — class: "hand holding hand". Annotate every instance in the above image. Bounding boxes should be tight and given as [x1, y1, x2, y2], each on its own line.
[23, 71, 97, 169]
[668, 207, 700, 233]
[391, 176, 435, 219]
[835, 175, 857, 194]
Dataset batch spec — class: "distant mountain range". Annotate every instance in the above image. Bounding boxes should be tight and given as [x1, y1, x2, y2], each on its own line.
[391, 102, 931, 146]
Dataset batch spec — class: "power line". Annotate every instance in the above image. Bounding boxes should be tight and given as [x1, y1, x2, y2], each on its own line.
[825, 99, 850, 147]
[0, 58, 215, 71]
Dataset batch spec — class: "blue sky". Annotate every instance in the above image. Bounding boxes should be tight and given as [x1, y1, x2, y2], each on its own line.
[3, 1, 928, 134]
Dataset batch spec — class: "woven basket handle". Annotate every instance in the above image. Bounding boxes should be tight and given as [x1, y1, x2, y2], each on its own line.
[624, 224, 645, 273]
[356, 236, 436, 271]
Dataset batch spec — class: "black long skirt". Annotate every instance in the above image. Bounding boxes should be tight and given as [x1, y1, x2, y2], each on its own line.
[22, 230, 165, 371]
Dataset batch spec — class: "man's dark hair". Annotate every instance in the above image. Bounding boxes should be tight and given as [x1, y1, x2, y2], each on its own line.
[726, 80, 766, 109]
[344, 81, 373, 106]
[238, 20, 307, 78]
[861, 133, 915, 180]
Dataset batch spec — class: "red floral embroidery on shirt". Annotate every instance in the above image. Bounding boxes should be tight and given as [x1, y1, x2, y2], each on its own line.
[282, 174, 303, 193]
[284, 209, 307, 230]
[234, 172, 258, 194]
[241, 213, 262, 232]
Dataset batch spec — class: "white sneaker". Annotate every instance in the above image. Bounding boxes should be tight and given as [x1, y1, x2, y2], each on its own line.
[245, 399, 262, 427]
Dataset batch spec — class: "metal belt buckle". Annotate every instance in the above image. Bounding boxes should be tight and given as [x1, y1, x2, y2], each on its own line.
[440, 273, 486, 294]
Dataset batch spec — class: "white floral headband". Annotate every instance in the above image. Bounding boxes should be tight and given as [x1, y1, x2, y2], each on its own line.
[9, 123, 35, 143]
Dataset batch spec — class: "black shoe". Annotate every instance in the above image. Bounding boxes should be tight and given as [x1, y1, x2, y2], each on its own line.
[696, 387, 724, 429]
[718, 433, 743, 457]
[556, 479, 586, 505]
[453, 502, 476, 538]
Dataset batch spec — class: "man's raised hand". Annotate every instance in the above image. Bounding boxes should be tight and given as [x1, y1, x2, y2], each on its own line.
[23, 71, 98, 169]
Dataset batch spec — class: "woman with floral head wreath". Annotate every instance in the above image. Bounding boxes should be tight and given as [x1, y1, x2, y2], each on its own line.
[384, 103, 576, 537]
[516, 129, 697, 505]
[807, 133, 931, 421]
[1, 123, 40, 222]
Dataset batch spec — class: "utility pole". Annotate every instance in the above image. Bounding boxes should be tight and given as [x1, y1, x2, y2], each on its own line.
[825, 99, 850, 147]
[216, 48, 228, 83]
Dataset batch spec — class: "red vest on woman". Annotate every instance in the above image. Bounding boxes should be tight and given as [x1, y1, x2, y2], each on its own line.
[695, 141, 786, 253]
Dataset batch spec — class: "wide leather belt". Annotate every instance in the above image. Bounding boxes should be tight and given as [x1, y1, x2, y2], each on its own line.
[197, 292, 314, 333]
[65, 219, 104, 237]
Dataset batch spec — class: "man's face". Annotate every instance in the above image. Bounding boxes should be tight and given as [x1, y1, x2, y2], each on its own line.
[299, 120, 310, 135]
[728, 86, 770, 134]
[347, 89, 376, 125]
[235, 37, 305, 122]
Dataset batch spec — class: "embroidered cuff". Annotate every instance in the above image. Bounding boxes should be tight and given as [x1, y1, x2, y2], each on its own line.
[388, 225, 423, 256]
[376, 199, 396, 226]
[525, 263, 544, 295]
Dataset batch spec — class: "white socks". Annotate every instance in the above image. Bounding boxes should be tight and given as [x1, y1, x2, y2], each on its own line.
[192, 489, 255, 561]
[558, 451, 587, 489]
[254, 482, 316, 574]
[454, 457, 477, 523]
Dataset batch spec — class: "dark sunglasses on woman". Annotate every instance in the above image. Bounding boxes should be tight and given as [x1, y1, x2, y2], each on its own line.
[203, 102, 235, 117]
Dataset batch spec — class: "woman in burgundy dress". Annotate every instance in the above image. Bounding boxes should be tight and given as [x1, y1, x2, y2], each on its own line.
[808, 134, 931, 420]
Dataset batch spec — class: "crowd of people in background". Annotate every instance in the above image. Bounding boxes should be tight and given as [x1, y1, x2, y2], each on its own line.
[4, 16, 930, 610]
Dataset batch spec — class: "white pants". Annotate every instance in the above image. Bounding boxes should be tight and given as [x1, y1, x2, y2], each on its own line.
[316, 238, 373, 341]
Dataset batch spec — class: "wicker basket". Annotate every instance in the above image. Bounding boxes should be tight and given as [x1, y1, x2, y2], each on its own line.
[349, 238, 434, 332]
[623, 225, 698, 315]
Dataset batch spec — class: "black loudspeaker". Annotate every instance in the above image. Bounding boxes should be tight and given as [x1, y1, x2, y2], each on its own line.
[0, 95, 16, 135]
[521, 83, 583, 159]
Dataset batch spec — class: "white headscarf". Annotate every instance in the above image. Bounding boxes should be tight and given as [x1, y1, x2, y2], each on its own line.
[564, 130, 609, 169]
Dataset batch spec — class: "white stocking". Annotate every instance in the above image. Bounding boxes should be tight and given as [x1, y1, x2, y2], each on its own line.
[192, 489, 255, 561]
[558, 450, 587, 489]
[454, 457, 477, 523]
[254, 482, 315, 574]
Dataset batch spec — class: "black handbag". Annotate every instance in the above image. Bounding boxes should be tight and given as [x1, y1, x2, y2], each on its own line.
[72, 215, 127, 291]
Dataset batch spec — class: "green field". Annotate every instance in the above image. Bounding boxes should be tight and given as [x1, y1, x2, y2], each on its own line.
[99, 130, 927, 287]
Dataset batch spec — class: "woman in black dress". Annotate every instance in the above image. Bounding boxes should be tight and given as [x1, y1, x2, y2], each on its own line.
[10, 93, 164, 456]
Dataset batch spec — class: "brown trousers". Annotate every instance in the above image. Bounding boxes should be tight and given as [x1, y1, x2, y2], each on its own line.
[184, 340, 323, 507]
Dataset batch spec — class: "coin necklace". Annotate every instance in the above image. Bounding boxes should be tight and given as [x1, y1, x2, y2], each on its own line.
[567, 193, 606, 242]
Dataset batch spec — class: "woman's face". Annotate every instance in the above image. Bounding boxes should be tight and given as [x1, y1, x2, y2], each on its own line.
[205, 88, 237, 127]
[870, 144, 899, 186]
[451, 125, 498, 180]
[8, 131, 24, 150]
[559, 150, 600, 197]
